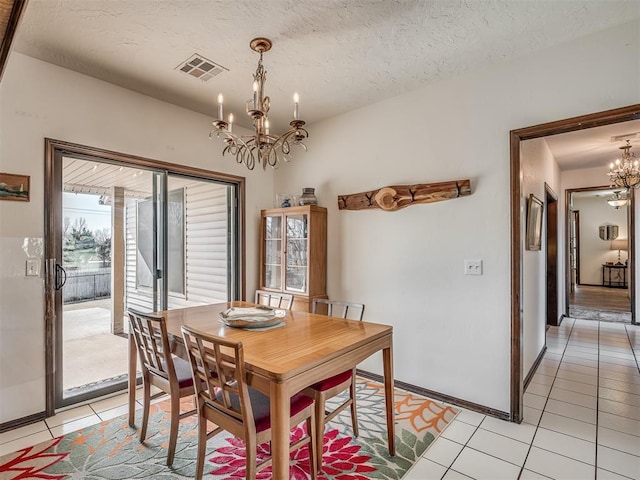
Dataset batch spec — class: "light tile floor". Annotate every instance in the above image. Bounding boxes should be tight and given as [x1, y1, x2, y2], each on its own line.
[1, 318, 638, 479]
[405, 318, 640, 480]
[0, 385, 163, 458]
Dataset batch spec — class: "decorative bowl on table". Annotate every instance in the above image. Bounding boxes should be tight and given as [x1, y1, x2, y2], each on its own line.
[219, 306, 286, 328]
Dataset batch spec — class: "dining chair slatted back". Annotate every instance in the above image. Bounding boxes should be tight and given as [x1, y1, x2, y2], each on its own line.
[184, 327, 252, 426]
[129, 311, 175, 381]
[312, 298, 365, 321]
[306, 298, 365, 470]
[127, 309, 196, 466]
[181, 325, 317, 480]
[254, 289, 294, 309]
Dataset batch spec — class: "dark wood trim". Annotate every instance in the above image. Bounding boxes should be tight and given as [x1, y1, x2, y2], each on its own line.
[630, 188, 637, 325]
[0, 0, 28, 82]
[510, 104, 640, 424]
[44, 138, 247, 413]
[509, 130, 523, 423]
[357, 370, 510, 421]
[574, 210, 581, 287]
[523, 346, 547, 392]
[513, 104, 640, 140]
[0, 411, 46, 433]
[545, 183, 559, 326]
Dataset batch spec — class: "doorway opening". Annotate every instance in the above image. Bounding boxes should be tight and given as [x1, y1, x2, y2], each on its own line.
[566, 186, 632, 323]
[45, 139, 246, 413]
[510, 103, 640, 423]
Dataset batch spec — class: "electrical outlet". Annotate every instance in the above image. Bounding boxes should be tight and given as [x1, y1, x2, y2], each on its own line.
[465, 259, 482, 275]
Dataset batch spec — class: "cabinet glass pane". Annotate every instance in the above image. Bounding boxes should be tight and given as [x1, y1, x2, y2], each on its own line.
[265, 239, 282, 265]
[264, 265, 282, 289]
[265, 215, 282, 239]
[285, 215, 307, 292]
[263, 215, 282, 289]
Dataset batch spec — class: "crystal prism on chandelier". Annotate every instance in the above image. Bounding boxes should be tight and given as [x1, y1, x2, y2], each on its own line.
[607, 140, 640, 189]
[209, 37, 308, 171]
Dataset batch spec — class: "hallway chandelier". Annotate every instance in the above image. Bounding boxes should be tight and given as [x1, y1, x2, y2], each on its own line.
[607, 190, 628, 209]
[209, 37, 308, 171]
[607, 140, 640, 189]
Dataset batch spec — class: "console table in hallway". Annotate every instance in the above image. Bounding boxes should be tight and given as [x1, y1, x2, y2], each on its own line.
[602, 264, 628, 288]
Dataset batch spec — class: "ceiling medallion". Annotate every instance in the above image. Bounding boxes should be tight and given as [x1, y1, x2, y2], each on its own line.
[607, 140, 640, 189]
[210, 37, 308, 171]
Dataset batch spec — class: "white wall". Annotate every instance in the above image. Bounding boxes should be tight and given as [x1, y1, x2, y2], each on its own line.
[521, 138, 560, 378]
[573, 196, 628, 284]
[1, 19, 639, 424]
[275, 20, 640, 412]
[0, 53, 273, 423]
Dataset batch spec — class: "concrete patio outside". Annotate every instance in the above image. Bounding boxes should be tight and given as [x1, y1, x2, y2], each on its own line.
[63, 299, 129, 392]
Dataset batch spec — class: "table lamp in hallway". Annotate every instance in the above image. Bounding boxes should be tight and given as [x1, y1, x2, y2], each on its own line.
[610, 238, 628, 265]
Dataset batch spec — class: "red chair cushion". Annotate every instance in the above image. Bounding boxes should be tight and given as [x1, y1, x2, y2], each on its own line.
[215, 387, 313, 433]
[308, 370, 353, 392]
[172, 356, 195, 388]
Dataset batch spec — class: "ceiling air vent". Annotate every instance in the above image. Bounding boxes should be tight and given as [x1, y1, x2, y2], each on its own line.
[611, 132, 640, 142]
[175, 54, 227, 82]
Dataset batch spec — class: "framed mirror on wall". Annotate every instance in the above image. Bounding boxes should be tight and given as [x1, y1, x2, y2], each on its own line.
[526, 194, 544, 251]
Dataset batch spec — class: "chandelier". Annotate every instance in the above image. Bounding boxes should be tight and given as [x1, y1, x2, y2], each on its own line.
[607, 190, 628, 209]
[209, 37, 308, 171]
[607, 140, 639, 189]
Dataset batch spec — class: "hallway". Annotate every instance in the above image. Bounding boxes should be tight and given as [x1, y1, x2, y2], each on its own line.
[570, 285, 631, 313]
[405, 317, 640, 479]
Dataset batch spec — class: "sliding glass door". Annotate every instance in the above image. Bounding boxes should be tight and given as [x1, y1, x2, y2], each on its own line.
[45, 140, 243, 411]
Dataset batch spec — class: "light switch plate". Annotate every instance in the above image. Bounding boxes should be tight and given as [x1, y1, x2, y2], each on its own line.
[465, 259, 482, 275]
[26, 258, 40, 276]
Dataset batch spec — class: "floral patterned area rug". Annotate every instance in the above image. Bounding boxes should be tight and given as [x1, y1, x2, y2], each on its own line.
[0, 378, 458, 479]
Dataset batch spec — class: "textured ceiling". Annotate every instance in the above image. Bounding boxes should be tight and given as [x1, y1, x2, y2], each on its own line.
[10, 0, 640, 170]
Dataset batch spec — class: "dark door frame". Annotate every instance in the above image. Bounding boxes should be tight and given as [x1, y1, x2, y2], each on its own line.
[44, 138, 246, 415]
[573, 210, 581, 286]
[545, 183, 559, 326]
[565, 186, 635, 317]
[509, 103, 640, 423]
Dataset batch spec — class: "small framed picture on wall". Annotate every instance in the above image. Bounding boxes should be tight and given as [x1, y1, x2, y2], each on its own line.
[0, 173, 30, 202]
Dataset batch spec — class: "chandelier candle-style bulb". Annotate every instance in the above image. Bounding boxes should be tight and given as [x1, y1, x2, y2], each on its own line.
[217, 93, 224, 120]
[265, 119, 270, 135]
[253, 81, 259, 110]
[228, 113, 234, 133]
[294, 92, 299, 120]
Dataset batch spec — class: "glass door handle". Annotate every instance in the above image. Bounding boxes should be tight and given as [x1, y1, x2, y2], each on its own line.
[55, 264, 67, 290]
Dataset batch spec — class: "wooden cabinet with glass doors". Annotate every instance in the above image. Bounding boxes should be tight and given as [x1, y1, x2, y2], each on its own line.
[260, 205, 327, 311]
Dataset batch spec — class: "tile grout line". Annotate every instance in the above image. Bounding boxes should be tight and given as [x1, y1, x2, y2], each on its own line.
[516, 318, 576, 480]
[623, 324, 640, 373]
[440, 421, 482, 479]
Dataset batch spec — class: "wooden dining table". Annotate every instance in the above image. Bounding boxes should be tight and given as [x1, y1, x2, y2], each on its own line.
[127, 301, 395, 479]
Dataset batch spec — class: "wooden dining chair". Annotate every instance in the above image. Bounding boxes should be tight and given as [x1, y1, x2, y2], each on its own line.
[306, 298, 365, 469]
[254, 289, 294, 309]
[127, 309, 196, 466]
[181, 325, 317, 480]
